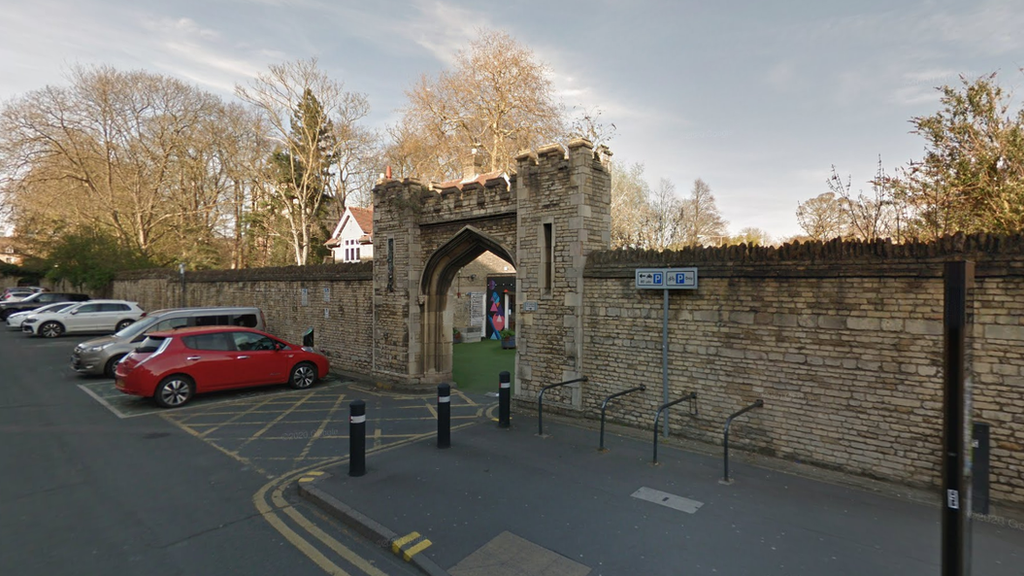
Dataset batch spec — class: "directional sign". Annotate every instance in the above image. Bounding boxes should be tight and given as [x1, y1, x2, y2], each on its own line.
[635, 267, 698, 290]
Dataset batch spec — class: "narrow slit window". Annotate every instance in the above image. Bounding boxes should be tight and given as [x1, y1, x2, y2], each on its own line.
[542, 223, 553, 294]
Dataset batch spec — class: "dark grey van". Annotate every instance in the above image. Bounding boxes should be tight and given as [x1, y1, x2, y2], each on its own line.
[71, 307, 265, 377]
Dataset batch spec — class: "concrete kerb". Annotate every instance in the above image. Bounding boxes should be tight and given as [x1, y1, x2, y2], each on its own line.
[298, 476, 451, 576]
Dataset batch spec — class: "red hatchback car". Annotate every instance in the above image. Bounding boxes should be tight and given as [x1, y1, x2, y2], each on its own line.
[115, 326, 330, 408]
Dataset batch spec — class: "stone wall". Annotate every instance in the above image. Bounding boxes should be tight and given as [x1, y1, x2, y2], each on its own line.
[536, 235, 1024, 506]
[112, 264, 374, 375]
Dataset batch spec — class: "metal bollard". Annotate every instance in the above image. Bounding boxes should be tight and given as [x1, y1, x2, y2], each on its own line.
[349, 400, 366, 477]
[438, 383, 451, 449]
[498, 371, 511, 428]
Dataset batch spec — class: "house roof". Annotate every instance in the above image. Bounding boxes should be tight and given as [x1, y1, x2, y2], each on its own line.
[349, 206, 373, 235]
[435, 170, 507, 191]
[325, 206, 373, 248]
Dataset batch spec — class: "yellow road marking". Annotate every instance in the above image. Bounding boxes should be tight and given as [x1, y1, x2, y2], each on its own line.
[391, 531, 421, 554]
[295, 392, 348, 463]
[236, 391, 317, 451]
[197, 395, 279, 438]
[454, 388, 478, 407]
[424, 402, 438, 419]
[373, 428, 381, 449]
[402, 538, 432, 562]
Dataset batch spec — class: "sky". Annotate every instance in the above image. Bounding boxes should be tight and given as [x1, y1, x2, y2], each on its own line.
[1, 0, 1023, 241]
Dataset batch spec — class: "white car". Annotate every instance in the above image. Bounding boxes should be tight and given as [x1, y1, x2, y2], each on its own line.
[5, 301, 76, 329]
[22, 300, 145, 338]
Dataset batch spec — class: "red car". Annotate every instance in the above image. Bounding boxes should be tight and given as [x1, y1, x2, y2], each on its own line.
[115, 326, 330, 408]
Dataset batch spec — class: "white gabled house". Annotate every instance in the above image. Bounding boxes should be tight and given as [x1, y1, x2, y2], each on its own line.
[325, 206, 373, 263]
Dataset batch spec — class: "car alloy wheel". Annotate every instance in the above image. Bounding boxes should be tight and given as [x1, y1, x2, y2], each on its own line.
[155, 376, 194, 408]
[289, 363, 316, 389]
[104, 355, 125, 379]
[115, 319, 134, 331]
[39, 321, 64, 338]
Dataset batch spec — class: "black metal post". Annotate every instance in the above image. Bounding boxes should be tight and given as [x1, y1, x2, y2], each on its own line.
[943, 260, 973, 576]
[349, 400, 366, 477]
[599, 385, 646, 451]
[537, 377, 588, 436]
[179, 263, 186, 308]
[722, 399, 764, 483]
[437, 383, 451, 449]
[498, 371, 510, 428]
[652, 393, 696, 464]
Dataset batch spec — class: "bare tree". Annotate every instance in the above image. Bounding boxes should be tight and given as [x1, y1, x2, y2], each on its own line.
[236, 58, 372, 265]
[387, 29, 565, 182]
[727, 227, 773, 246]
[610, 161, 654, 249]
[678, 178, 728, 247]
[0, 66, 236, 263]
[796, 192, 846, 241]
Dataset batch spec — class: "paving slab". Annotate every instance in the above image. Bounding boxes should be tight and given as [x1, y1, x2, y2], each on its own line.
[303, 418, 1024, 576]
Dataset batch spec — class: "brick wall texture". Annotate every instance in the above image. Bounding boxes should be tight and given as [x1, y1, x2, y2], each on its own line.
[112, 264, 374, 375]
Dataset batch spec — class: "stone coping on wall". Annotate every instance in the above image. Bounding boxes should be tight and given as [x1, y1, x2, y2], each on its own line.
[586, 233, 1024, 279]
[115, 262, 373, 283]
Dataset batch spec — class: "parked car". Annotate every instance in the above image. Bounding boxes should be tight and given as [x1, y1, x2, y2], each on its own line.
[114, 326, 330, 408]
[0, 291, 90, 320]
[72, 306, 266, 378]
[22, 299, 144, 338]
[1, 287, 44, 302]
[5, 301, 76, 329]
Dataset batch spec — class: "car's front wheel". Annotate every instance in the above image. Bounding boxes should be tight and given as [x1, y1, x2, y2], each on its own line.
[154, 375, 195, 408]
[39, 321, 64, 338]
[104, 354, 126, 379]
[0, 310, 12, 321]
[289, 362, 317, 389]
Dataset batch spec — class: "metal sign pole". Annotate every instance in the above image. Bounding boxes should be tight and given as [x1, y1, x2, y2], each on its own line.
[662, 288, 669, 438]
[942, 260, 973, 576]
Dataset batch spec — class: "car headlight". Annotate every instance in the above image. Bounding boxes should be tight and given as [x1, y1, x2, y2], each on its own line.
[23, 318, 38, 324]
[85, 344, 110, 353]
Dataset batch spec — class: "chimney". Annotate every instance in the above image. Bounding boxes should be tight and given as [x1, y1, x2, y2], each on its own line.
[462, 145, 485, 182]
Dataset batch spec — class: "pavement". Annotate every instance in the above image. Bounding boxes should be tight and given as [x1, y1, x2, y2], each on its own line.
[299, 399, 1024, 576]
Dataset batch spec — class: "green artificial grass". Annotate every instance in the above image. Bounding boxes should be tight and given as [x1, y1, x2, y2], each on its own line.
[452, 339, 515, 393]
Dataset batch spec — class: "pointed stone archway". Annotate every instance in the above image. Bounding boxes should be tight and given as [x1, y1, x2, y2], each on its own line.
[419, 226, 516, 384]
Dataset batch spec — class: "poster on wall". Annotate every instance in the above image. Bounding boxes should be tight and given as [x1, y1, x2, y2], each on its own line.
[469, 292, 485, 334]
[486, 276, 515, 340]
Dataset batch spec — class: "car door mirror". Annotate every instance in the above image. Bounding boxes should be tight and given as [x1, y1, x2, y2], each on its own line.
[69, 310, 78, 315]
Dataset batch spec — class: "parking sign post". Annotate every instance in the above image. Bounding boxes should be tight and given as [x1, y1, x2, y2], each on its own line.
[636, 268, 698, 437]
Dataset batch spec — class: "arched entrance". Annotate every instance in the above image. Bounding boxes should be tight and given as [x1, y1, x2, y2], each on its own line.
[419, 226, 516, 383]
[370, 139, 611, 395]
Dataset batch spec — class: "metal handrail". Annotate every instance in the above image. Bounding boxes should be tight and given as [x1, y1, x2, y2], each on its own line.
[599, 385, 646, 451]
[537, 377, 588, 436]
[652, 392, 697, 464]
[722, 399, 764, 483]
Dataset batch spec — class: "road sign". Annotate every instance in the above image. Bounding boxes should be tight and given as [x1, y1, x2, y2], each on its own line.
[635, 268, 698, 290]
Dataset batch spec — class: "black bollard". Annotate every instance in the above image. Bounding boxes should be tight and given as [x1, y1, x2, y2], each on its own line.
[438, 383, 451, 449]
[498, 371, 511, 428]
[349, 400, 366, 477]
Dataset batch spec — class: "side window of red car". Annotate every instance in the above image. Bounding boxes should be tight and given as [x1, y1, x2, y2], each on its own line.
[182, 333, 236, 351]
[232, 332, 276, 351]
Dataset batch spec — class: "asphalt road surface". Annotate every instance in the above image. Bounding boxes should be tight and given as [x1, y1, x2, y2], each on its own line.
[0, 327, 420, 576]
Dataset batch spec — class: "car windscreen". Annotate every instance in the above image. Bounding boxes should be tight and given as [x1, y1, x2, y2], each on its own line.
[114, 315, 160, 339]
[135, 335, 167, 354]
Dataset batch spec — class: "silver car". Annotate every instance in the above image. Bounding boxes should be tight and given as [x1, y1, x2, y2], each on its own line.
[71, 306, 265, 377]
